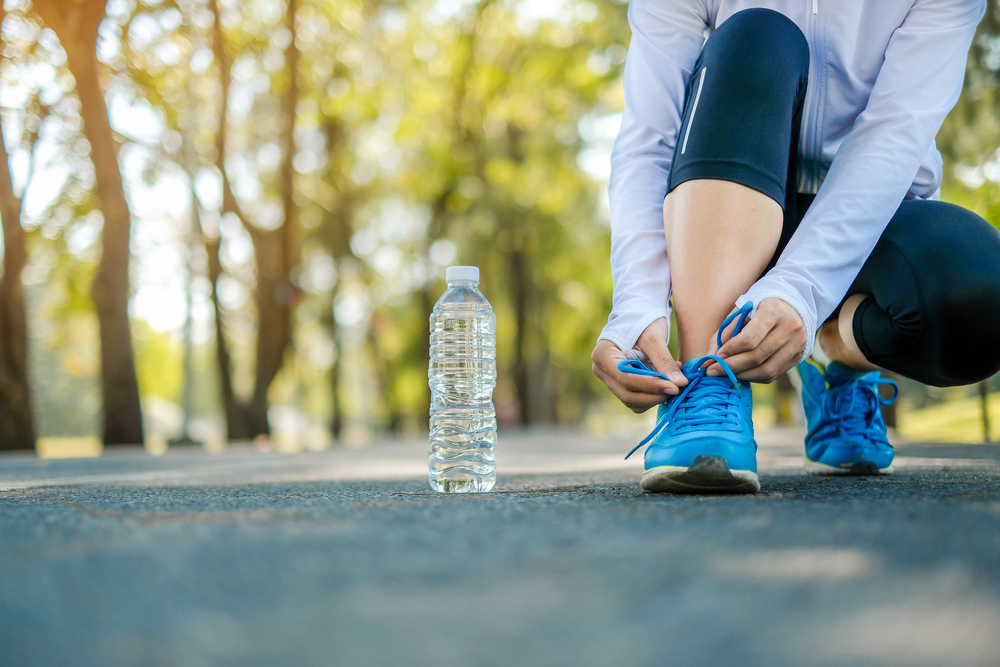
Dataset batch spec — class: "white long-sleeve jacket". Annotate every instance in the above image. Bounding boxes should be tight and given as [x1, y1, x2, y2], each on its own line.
[599, 0, 985, 359]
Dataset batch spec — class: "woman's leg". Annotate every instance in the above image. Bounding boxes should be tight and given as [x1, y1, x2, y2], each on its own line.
[820, 199, 1000, 387]
[665, 181, 781, 360]
[663, 8, 810, 361]
[630, 8, 811, 494]
[816, 294, 880, 371]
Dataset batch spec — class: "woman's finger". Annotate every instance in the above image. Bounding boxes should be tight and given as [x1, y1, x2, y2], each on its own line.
[715, 312, 740, 348]
[611, 365, 682, 396]
[594, 364, 673, 411]
[734, 340, 802, 383]
[636, 323, 689, 387]
[710, 325, 784, 377]
[594, 360, 679, 400]
[717, 316, 774, 359]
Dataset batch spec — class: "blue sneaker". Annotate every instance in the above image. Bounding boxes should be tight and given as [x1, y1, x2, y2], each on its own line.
[619, 303, 759, 494]
[796, 359, 898, 475]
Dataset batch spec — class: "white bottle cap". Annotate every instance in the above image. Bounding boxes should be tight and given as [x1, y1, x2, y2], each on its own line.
[446, 266, 479, 283]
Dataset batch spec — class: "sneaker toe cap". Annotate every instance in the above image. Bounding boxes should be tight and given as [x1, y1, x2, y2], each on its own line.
[646, 433, 757, 473]
[807, 439, 894, 470]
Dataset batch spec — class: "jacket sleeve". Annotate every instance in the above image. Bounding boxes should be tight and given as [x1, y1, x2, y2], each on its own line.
[597, 0, 711, 354]
[739, 0, 986, 358]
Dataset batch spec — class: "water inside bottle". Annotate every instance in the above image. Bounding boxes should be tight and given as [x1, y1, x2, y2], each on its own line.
[428, 291, 497, 493]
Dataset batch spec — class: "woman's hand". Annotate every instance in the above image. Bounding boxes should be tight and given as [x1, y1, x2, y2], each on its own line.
[591, 317, 689, 413]
[707, 297, 807, 382]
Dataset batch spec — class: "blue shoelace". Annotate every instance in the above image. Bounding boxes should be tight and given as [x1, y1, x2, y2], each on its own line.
[620, 303, 753, 460]
[817, 374, 898, 442]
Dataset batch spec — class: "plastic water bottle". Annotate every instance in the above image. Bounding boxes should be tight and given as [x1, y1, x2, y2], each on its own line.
[428, 265, 497, 492]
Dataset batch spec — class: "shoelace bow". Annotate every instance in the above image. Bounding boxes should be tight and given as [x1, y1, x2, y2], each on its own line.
[818, 375, 898, 442]
[620, 303, 753, 460]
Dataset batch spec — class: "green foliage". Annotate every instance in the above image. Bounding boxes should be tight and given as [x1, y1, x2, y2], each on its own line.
[133, 320, 183, 401]
[363, 0, 631, 426]
[16, 0, 1000, 441]
[938, 0, 1000, 226]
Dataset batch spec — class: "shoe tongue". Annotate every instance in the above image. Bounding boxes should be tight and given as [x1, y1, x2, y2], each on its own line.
[681, 358, 709, 376]
[825, 361, 873, 386]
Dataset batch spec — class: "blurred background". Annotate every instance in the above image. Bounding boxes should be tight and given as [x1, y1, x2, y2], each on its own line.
[0, 0, 999, 456]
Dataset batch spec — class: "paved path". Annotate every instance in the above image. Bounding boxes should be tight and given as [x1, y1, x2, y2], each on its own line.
[2, 430, 1000, 667]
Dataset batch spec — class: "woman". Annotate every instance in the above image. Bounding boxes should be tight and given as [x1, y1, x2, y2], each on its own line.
[591, 1, 1000, 494]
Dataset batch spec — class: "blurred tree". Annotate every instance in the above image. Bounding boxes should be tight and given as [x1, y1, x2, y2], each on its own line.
[0, 6, 36, 451]
[317, 112, 362, 439]
[938, 0, 1000, 175]
[113, 0, 370, 441]
[92, 0, 636, 441]
[204, 0, 300, 439]
[296, 0, 378, 438]
[383, 0, 629, 427]
[5, 0, 997, 448]
[937, 0, 1000, 229]
[32, 0, 144, 445]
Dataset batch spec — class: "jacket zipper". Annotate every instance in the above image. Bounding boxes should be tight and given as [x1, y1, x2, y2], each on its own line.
[800, 0, 822, 191]
[810, 0, 823, 189]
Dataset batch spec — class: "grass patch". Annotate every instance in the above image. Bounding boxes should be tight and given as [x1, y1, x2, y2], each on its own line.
[899, 393, 1000, 444]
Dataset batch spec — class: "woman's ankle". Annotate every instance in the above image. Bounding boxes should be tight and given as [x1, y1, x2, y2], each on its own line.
[817, 303, 880, 372]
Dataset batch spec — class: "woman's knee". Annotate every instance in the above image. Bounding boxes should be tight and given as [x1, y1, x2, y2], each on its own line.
[705, 9, 809, 81]
[884, 201, 1000, 385]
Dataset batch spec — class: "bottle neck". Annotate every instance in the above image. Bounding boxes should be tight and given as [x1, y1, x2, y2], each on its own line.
[447, 280, 479, 288]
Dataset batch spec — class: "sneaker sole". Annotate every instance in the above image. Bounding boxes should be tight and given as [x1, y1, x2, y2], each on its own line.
[641, 455, 760, 495]
[804, 456, 893, 476]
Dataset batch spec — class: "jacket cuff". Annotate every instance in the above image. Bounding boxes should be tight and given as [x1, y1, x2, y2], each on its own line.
[598, 306, 672, 358]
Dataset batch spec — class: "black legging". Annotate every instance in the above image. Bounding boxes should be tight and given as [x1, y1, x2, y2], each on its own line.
[667, 8, 1000, 387]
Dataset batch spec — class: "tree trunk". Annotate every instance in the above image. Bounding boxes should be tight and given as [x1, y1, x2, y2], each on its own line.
[329, 314, 343, 440]
[773, 372, 798, 426]
[205, 0, 299, 440]
[509, 246, 532, 426]
[0, 45, 35, 449]
[367, 313, 399, 432]
[204, 0, 255, 439]
[243, 0, 300, 432]
[34, 0, 143, 445]
[315, 118, 358, 440]
[203, 234, 260, 439]
[247, 235, 293, 437]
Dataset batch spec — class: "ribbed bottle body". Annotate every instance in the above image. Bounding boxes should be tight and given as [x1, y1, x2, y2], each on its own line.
[428, 283, 497, 493]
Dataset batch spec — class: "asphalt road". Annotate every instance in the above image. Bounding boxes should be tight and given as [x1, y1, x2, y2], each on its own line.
[2, 430, 999, 667]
